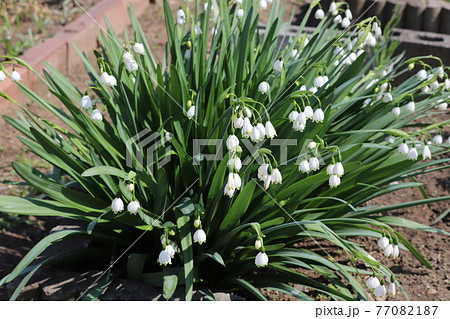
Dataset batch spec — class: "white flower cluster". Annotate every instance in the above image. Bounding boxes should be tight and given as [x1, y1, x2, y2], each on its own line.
[288, 106, 324, 133]
[397, 135, 445, 160]
[378, 236, 399, 258]
[366, 276, 396, 299]
[79, 95, 103, 122]
[0, 70, 21, 82]
[123, 51, 139, 72]
[326, 162, 344, 188]
[111, 197, 140, 215]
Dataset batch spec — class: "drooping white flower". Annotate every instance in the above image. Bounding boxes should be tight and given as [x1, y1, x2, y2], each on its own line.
[313, 108, 325, 123]
[194, 218, 201, 228]
[241, 117, 253, 138]
[176, 9, 186, 25]
[233, 173, 242, 190]
[127, 183, 135, 192]
[271, 168, 282, 184]
[437, 101, 448, 110]
[330, 2, 337, 15]
[366, 276, 380, 290]
[194, 25, 202, 35]
[100, 72, 110, 85]
[165, 245, 175, 258]
[80, 95, 92, 110]
[308, 141, 317, 150]
[333, 15, 342, 24]
[374, 285, 387, 298]
[298, 160, 310, 173]
[436, 66, 445, 79]
[254, 239, 262, 250]
[11, 71, 21, 82]
[265, 121, 277, 139]
[234, 0, 243, 5]
[407, 147, 418, 160]
[258, 81, 270, 94]
[326, 164, 335, 175]
[0, 70, 6, 81]
[421, 85, 430, 94]
[258, 0, 268, 10]
[111, 198, 124, 213]
[224, 182, 235, 197]
[416, 69, 427, 81]
[133, 42, 145, 55]
[309, 157, 320, 171]
[243, 106, 252, 118]
[315, 9, 325, 20]
[372, 22, 382, 36]
[303, 106, 314, 119]
[430, 80, 439, 91]
[228, 157, 242, 171]
[329, 174, 341, 188]
[127, 200, 140, 214]
[255, 252, 269, 267]
[387, 136, 395, 144]
[193, 229, 207, 244]
[423, 145, 431, 159]
[293, 121, 306, 132]
[233, 116, 244, 129]
[158, 250, 172, 265]
[406, 101, 415, 112]
[296, 112, 307, 125]
[123, 52, 134, 64]
[90, 109, 103, 122]
[258, 164, 269, 181]
[391, 107, 401, 117]
[125, 61, 139, 72]
[364, 254, 377, 267]
[363, 98, 372, 106]
[186, 105, 195, 119]
[383, 93, 393, 103]
[365, 32, 377, 47]
[226, 134, 239, 150]
[384, 244, 394, 257]
[388, 282, 396, 298]
[378, 236, 389, 249]
[345, 9, 353, 20]
[313, 76, 324, 88]
[251, 125, 264, 142]
[236, 8, 244, 18]
[392, 244, 399, 258]
[356, 49, 365, 58]
[398, 143, 409, 155]
[263, 174, 272, 190]
[333, 162, 344, 177]
[273, 59, 283, 72]
[445, 79, 450, 90]
[432, 135, 443, 145]
[291, 49, 298, 58]
[289, 110, 299, 122]
[341, 17, 351, 28]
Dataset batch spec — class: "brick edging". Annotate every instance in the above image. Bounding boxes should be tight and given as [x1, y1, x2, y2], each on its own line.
[0, 0, 151, 111]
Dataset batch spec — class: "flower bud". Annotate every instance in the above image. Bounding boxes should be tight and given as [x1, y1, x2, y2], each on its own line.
[126, 183, 135, 192]
[254, 239, 262, 250]
[194, 219, 201, 228]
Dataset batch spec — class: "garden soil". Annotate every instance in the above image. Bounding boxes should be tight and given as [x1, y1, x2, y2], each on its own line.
[0, 0, 449, 301]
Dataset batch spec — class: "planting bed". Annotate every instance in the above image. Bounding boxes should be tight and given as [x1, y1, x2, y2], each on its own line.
[0, 0, 449, 301]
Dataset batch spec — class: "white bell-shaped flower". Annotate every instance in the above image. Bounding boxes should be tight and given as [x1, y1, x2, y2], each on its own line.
[298, 160, 310, 173]
[293, 121, 305, 132]
[384, 244, 394, 257]
[374, 285, 387, 298]
[273, 59, 283, 72]
[186, 105, 195, 119]
[241, 117, 253, 138]
[423, 145, 431, 159]
[309, 157, 320, 171]
[296, 112, 307, 125]
[291, 49, 298, 58]
[333, 15, 342, 24]
[271, 168, 282, 184]
[127, 183, 135, 192]
[258, 164, 269, 181]
[90, 109, 103, 122]
[265, 121, 277, 139]
[391, 106, 401, 117]
[258, 81, 270, 94]
[126, 61, 139, 72]
[445, 79, 450, 90]
[387, 136, 395, 144]
[289, 111, 299, 122]
[430, 80, 439, 91]
[158, 250, 172, 265]
[133, 42, 145, 55]
[398, 143, 409, 155]
[236, 9, 244, 18]
[11, 71, 21, 82]
[388, 282, 396, 298]
[333, 162, 344, 177]
[416, 69, 427, 81]
[194, 25, 202, 35]
[432, 135, 443, 145]
[127, 200, 140, 214]
[406, 101, 415, 112]
[383, 93, 393, 103]
[80, 95, 92, 110]
[255, 252, 269, 267]
[263, 174, 272, 190]
[378, 236, 389, 249]
[304, 106, 314, 119]
[329, 174, 341, 187]
[251, 125, 264, 142]
[176, 9, 186, 25]
[193, 229, 207, 244]
[341, 17, 351, 28]
[436, 66, 445, 79]
[165, 244, 175, 258]
[100, 72, 110, 85]
[308, 141, 317, 150]
[111, 198, 124, 213]
[0, 70, 6, 81]
[366, 276, 380, 290]
[315, 9, 325, 20]
[309, 86, 318, 94]
[392, 244, 399, 258]
[233, 173, 242, 190]
[345, 9, 353, 20]
[407, 147, 418, 160]
[226, 134, 239, 150]
[326, 164, 335, 175]
[258, 0, 268, 10]
[233, 116, 244, 129]
[313, 109, 325, 123]
[228, 157, 242, 171]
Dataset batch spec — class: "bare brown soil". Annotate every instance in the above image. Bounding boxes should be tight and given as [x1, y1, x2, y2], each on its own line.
[0, 0, 449, 301]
